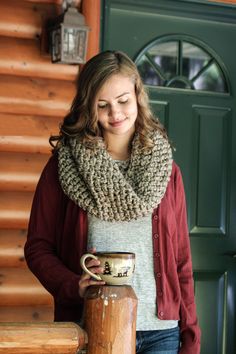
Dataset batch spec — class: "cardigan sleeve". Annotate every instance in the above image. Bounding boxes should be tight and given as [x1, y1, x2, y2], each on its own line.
[174, 165, 201, 354]
[24, 154, 83, 305]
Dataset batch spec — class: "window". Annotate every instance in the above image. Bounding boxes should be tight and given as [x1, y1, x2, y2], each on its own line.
[135, 36, 229, 93]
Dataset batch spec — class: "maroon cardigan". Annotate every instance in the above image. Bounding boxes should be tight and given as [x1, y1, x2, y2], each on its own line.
[24, 153, 201, 354]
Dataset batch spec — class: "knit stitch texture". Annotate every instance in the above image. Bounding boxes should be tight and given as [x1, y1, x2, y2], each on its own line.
[58, 131, 173, 222]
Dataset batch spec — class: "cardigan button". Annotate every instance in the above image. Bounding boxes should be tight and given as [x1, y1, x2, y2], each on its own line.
[154, 252, 160, 258]
[153, 233, 159, 239]
[153, 215, 158, 221]
[156, 272, 161, 278]
[159, 311, 164, 317]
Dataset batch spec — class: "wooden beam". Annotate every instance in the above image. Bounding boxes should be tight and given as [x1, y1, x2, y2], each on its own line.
[0, 229, 27, 268]
[24, 0, 64, 4]
[0, 322, 87, 354]
[0, 113, 61, 137]
[0, 191, 33, 229]
[0, 1, 59, 39]
[0, 136, 51, 154]
[82, 0, 101, 61]
[0, 76, 75, 117]
[0, 268, 53, 306]
[0, 305, 53, 322]
[0, 37, 78, 81]
[0, 152, 49, 192]
[208, 0, 236, 3]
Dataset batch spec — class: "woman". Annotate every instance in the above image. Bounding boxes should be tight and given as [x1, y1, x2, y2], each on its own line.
[24, 50, 201, 354]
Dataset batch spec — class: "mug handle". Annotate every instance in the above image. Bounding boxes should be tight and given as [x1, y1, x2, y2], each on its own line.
[80, 253, 102, 281]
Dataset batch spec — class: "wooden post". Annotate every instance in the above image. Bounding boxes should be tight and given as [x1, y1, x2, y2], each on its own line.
[0, 322, 88, 354]
[84, 285, 138, 354]
[81, 0, 101, 61]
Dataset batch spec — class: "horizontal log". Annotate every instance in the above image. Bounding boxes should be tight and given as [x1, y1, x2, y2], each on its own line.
[209, 0, 236, 3]
[0, 322, 87, 354]
[0, 229, 27, 268]
[0, 37, 78, 81]
[25, 0, 81, 5]
[0, 151, 48, 191]
[0, 268, 53, 306]
[0, 113, 61, 137]
[0, 305, 53, 322]
[25, 0, 63, 4]
[0, 191, 33, 229]
[0, 1, 60, 39]
[0, 172, 39, 192]
[0, 170, 39, 191]
[0, 75, 74, 117]
[0, 136, 52, 154]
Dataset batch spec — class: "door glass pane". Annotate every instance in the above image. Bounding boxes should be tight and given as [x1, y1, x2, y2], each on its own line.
[168, 79, 192, 89]
[193, 63, 226, 92]
[135, 37, 229, 93]
[182, 42, 210, 80]
[147, 41, 178, 80]
[137, 56, 164, 86]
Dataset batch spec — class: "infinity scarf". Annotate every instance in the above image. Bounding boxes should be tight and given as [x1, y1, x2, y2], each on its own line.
[58, 131, 173, 222]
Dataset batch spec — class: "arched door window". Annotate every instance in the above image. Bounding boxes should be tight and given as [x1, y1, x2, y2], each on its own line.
[135, 35, 230, 93]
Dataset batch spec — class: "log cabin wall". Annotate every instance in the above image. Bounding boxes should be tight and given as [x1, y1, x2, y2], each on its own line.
[209, 0, 236, 3]
[0, 0, 100, 322]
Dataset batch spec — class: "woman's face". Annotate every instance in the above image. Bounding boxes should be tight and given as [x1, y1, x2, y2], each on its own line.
[95, 73, 138, 140]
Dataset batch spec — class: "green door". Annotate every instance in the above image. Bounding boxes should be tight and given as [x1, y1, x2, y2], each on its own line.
[102, 1, 236, 353]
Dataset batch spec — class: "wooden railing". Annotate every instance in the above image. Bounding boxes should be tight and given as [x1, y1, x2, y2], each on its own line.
[0, 285, 138, 354]
[0, 322, 87, 354]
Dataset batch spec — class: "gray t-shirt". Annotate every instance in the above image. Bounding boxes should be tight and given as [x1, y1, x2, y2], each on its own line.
[87, 211, 178, 331]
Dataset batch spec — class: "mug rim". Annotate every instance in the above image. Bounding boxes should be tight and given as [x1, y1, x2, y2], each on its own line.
[94, 252, 135, 258]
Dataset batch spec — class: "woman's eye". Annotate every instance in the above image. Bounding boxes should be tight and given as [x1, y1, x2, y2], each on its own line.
[98, 104, 107, 109]
[119, 99, 128, 104]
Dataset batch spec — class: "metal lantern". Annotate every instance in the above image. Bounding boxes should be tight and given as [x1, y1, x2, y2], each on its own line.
[49, 6, 90, 64]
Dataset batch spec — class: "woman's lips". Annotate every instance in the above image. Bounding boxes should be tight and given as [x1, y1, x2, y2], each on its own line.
[109, 118, 126, 127]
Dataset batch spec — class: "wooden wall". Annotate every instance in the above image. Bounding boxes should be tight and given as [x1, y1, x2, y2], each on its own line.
[0, 0, 80, 322]
[209, 0, 236, 3]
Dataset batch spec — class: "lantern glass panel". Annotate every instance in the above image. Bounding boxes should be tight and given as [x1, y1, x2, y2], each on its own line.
[62, 26, 87, 63]
[52, 27, 62, 62]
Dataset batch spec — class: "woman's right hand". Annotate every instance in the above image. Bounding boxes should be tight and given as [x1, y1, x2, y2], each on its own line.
[79, 248, 105, 298]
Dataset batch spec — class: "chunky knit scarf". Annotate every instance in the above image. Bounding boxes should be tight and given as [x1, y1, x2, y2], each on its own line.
[58, 131, 173, 222]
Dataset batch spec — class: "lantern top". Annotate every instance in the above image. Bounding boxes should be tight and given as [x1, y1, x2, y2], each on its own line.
[48, 6, 89, 30]
[62, 0, 81, 11]
[64, 7, 86, 26]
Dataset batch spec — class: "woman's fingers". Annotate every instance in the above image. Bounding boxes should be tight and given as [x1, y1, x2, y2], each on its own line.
[84, 258, 104, 275]
[85, 258, 101, 269]
[79, 256, 105, 297]
[88, 247, 96, 254]
[80, 276, 105, 288]
[79, 280, 105, 298]
[84, 265, 104, 275]
[79, 273, 105, 297]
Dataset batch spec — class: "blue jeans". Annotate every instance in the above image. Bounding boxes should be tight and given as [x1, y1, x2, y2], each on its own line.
[136, 326, 180, 354]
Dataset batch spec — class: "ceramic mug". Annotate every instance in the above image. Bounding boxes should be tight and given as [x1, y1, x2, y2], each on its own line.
[80, 252, 135, 286]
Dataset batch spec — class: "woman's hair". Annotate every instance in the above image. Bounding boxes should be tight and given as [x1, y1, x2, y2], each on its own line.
[50, 50, 168, 150]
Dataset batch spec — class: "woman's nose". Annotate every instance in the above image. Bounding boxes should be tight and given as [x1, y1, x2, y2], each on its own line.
[109, 105, 121, 120]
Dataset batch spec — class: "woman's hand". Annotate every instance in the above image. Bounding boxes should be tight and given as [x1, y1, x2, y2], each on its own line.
[79, 248, 105, 298]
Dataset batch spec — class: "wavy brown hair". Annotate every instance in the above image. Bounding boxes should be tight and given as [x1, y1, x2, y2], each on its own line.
[50, 50, 168, 150]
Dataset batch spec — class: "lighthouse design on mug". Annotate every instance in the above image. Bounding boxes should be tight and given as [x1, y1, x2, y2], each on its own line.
[80, 252, 135, 286]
